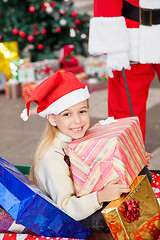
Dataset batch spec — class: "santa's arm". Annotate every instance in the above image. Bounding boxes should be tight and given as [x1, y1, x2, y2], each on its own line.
[88, 0, 129, 55]
[88, 0, 131, 77]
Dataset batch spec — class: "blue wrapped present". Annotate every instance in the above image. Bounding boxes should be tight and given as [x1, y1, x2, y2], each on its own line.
[0, 157, 91, 239]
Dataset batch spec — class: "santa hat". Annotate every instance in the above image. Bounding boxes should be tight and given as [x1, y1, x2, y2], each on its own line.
[21, 71, 90, 121]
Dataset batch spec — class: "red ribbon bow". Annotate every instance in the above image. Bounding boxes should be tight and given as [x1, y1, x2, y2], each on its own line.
[119, 199, 140, 222]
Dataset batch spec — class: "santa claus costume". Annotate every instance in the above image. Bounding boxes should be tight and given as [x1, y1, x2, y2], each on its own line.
[88, 0, 160, 141]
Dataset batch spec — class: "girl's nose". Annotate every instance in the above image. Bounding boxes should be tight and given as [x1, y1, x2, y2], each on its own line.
[73, 114, 81, 123]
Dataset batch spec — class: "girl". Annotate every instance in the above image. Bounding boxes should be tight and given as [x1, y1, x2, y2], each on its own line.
[21, 71, 151, 232]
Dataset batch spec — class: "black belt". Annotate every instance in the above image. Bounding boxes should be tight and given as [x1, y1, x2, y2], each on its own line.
[122, 0, 160, 26]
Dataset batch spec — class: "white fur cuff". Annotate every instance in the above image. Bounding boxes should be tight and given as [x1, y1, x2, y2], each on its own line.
[88, 17, 129, 55]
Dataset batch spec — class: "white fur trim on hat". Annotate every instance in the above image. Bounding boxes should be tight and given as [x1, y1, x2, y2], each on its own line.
[88, 17, 129, 55]
[38, 86, 90, 118]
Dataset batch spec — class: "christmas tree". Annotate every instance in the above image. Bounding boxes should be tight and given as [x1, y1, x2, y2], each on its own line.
[0, 0, 90, 61]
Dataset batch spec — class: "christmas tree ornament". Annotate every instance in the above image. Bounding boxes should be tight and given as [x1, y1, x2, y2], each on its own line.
[55, 27, 61, 33]
[0, 35, 2, 40]
[60, 8, 66, 16]
[75, 19, 80, 25]
[41, 2, 47, 10]
[29, 6, 36, 14]
[41, 29, 46, 34]
[70, 28, 76, 37]
[32, 24, 39, 35]
[46, 6, 53, 14]
[12, 28, 19, 35]
[81, 33, 87, 39]
[19, 31, 26, 38]
[71, 11, 77, 17]
[50, 2, 56, 8]
[59, 19, 67, 27]
[37, 44, 44, 50]
[27, 35, 34, 42]
[82, 18, 88, 23]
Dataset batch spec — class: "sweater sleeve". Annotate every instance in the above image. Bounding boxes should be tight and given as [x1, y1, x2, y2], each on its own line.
[35, 149, 102, 221]
[88, 0, 129, 55]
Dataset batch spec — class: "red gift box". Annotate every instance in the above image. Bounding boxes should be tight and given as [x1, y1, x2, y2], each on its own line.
[21, 82, 37, 102]
[34, 59, 57, 81]
[5, 80, 21, 99]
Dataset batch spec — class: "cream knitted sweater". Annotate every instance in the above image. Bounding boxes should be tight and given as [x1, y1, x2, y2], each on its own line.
[34, 130, 101, 221]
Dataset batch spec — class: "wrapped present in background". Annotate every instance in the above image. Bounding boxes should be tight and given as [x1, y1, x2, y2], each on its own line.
[5, 79, 21, 99]
[82, 77, 107, 93]
[82, 55, 108, 92]
[60, 65, 84, 75]
[0, 157, 91, 239]
[21, 82, 37, 102]
[75, 72, 88, 82]
[10, 59, 25, 81]
[9, 58, 34, 83]
[34, 59, 58, 82]
[84, 55, 107, 81]
[68, 117, 147, 197]
[59, 45, 79, 68]
[18, 61, 35, 83]
[102, 175, 160, 240]
[0, 73, 7, 91]
[0, 42, 19, 80]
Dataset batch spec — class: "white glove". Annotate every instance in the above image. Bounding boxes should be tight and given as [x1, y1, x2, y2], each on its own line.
[106, 52, 131, 78]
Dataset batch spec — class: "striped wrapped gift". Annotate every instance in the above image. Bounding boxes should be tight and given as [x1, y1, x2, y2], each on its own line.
[67, 117, 147, 197]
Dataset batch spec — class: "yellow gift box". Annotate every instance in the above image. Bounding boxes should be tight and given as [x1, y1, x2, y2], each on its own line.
[102, 175, 160, 240]
[0, 42, 19, 80]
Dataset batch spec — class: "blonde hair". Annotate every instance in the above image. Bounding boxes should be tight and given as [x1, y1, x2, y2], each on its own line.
[30, 120, 57, 184]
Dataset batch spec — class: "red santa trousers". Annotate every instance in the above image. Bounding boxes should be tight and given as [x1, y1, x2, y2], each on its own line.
[108, 63, 160, 141]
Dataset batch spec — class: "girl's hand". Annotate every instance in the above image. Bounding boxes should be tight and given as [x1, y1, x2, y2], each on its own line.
[145, 152, 153, 167]
[97, 177, 130, 204]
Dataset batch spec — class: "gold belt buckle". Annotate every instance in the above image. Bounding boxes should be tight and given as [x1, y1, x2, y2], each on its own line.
[139, 7, 152, 26]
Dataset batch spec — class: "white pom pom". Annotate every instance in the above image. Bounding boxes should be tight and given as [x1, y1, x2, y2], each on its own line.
[20, 108, 30, 121]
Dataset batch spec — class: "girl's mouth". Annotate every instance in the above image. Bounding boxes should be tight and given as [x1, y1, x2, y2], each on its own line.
[71, 127, 83, 132]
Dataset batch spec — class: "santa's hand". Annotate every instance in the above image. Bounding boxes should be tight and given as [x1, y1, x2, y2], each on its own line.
[106, 52, 131, 78]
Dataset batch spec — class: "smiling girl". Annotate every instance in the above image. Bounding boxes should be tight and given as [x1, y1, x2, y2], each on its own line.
[21, 71, 131, 232]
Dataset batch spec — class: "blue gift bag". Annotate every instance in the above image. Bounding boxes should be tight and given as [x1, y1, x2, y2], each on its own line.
[0, 157, 91, 239]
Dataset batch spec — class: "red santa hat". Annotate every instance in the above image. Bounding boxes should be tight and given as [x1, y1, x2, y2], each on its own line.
[21, 71, 90, 121]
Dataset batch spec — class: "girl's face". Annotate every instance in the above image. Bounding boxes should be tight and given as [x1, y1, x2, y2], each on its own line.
[47, 100, 90, 140]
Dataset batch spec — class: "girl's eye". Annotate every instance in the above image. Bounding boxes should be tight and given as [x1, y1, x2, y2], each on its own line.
[80, 110, 87, 114]
[63, 113, 70, 117]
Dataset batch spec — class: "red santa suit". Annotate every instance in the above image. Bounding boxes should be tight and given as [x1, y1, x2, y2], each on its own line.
[88, 0, 160, 141]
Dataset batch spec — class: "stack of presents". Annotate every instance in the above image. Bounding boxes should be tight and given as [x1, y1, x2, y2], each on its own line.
[0, 42, 107, 102]
[0, 116, 160, 239]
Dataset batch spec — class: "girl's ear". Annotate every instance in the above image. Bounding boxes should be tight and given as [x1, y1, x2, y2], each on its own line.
[47, 114, 57, 126]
